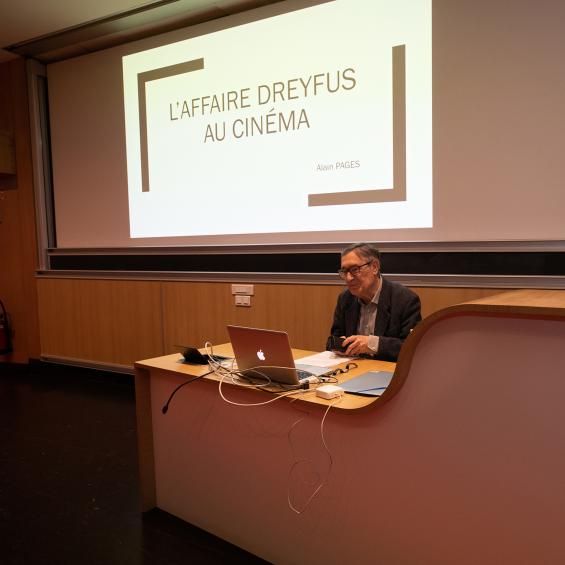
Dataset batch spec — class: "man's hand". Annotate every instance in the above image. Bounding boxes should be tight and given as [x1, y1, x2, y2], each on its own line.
[342, 335, 373, 356]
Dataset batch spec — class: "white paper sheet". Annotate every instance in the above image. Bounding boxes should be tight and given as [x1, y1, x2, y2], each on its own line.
[295, 350, 357, 368]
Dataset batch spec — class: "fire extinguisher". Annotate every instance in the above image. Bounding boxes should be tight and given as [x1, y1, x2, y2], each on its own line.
[0, 299, 13, 355]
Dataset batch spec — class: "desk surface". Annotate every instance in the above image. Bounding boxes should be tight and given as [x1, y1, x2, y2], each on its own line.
[135, 343, 396, 411]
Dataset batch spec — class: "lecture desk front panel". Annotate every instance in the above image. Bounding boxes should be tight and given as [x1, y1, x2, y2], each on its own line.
[135, 290, 565, 564]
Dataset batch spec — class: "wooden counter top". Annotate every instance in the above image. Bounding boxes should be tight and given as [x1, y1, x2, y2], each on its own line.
[135, 344, 395, 412]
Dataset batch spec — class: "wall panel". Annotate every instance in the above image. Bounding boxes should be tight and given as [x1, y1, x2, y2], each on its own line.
[34, 278, 511, 369]
[161, 282, 342, 352]
[37, 278, 163, 366]
[161, 282, 233, 351]
[0, 59, 41, 364]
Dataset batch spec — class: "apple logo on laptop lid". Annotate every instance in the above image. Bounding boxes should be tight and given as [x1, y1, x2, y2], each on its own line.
[256, 349, 266, 361]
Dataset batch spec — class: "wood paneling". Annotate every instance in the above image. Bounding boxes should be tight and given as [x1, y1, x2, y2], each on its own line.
[248, 283, 342, 350]
[161, 281, 342, 352]
[36, 277, 513, 367]
[37, 278, 163, 366]
[162, 281, 507, 353]
[0, 59, 41, 363]
[161, 281, 233, 350]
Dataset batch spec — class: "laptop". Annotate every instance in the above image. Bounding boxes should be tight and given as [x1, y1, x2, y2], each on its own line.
[227, 325, 331, 386]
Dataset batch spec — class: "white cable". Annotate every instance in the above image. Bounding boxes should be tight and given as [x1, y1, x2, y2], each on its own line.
[320, 395, 340, 456]
[204, 340, 324, 399]
[205, 342, 271, 387]
[203, 340, 342, 511]
[203, 341, 308, 405]
[287, 395, 342, 514]
[217, 369, 310, 406]
[204, 341, 236, 372]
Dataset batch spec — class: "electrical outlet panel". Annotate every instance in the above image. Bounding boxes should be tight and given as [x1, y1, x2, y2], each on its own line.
[231, 284, 254, 296]
[235, 295, 251, 307]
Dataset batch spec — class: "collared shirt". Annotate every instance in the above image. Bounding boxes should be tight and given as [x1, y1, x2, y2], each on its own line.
[356, 277, 382, 354]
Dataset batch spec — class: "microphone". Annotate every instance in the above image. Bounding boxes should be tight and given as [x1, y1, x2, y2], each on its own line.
[161, 371, 213, 414]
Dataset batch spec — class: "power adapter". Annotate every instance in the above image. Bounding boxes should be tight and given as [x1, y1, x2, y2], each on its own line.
[316, 384, 344, 399]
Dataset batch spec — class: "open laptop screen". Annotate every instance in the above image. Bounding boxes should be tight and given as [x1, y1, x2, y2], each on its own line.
[227, 325, 329, 385]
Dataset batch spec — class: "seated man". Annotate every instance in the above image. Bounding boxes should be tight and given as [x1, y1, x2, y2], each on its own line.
[327, 242, 421, 362]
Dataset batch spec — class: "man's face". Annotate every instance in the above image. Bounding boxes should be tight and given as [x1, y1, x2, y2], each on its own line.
[340, 251, 380, 302]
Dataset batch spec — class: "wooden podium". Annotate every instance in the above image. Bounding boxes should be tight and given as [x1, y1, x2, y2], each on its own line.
[134, 290, 565, 564]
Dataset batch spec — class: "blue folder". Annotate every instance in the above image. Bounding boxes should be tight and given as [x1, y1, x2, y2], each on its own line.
[340, 371, 394, 396]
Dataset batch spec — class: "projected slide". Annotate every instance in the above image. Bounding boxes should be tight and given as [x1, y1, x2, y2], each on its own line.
[122, 0, 432, 239]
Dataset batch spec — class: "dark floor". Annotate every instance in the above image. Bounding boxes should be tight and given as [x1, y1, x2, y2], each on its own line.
[0, 362, 268, 565]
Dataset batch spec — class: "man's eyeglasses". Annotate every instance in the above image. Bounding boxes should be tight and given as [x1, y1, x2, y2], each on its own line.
[338, 261, 373, 279]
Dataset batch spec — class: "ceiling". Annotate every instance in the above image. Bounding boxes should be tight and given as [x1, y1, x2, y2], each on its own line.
[0, 0, 281, 63]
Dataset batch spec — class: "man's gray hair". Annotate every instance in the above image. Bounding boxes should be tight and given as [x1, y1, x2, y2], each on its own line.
[341, 242, 381, 263]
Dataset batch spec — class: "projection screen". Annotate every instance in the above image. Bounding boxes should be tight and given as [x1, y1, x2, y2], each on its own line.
[47, 0, 565, 249]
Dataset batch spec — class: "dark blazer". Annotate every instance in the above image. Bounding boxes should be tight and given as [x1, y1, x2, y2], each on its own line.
[327, 277, 421, 362]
